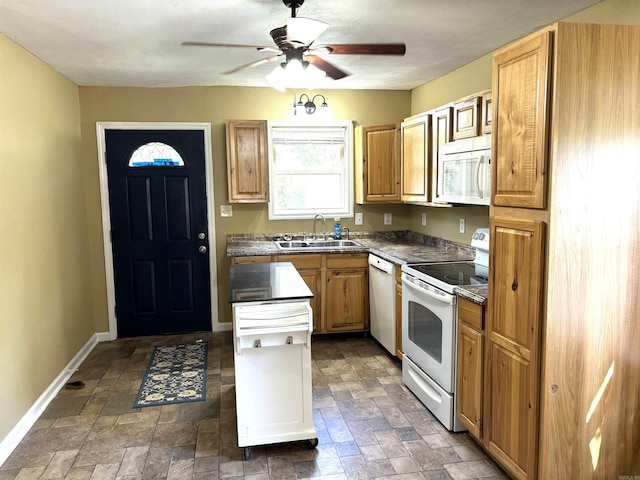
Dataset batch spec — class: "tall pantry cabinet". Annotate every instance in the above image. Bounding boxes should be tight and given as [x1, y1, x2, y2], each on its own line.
[488, 22, 640, 479]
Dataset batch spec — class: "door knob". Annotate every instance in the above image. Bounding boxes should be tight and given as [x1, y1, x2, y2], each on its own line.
[198, 232, 206, 240]
[198, 245, 207, 254]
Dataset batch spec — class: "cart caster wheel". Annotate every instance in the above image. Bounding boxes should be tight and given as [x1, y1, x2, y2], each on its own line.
[243, 447, 251, 460]
[306, 438, 319, 449]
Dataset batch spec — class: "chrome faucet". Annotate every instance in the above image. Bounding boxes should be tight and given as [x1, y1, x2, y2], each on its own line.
[312, 214, 326, 240]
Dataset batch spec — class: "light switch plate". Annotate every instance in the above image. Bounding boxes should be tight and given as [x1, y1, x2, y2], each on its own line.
[459, 218, 466, 233]
[220, 205, 233, 217]
[384, 213, 392, 225]
[355, 212, 363, 225]
[421, 213, 427, 226]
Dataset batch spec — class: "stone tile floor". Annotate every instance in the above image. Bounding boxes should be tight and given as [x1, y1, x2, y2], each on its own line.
[0, 332, 507, 480]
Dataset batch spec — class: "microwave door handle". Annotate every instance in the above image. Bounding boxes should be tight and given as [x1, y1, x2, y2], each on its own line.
[476, 155, 485, 198]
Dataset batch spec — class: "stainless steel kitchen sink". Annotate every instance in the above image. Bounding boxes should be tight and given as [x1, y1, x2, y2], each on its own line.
[274, 239, 363, 249]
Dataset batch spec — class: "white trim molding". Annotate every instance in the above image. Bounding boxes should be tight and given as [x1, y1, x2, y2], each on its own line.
[95, 122, 220, 338]
[0, 332, 109, 467]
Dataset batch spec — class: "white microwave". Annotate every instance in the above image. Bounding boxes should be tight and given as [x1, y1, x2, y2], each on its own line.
[436, 135, 491, 206]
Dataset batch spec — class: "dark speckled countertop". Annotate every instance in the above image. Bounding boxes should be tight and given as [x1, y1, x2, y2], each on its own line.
[227, 230, 489, 304]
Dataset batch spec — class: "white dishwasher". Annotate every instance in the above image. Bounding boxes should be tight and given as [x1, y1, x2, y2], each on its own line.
[368, 254, 396, 355]
[229, 262, 317, 460]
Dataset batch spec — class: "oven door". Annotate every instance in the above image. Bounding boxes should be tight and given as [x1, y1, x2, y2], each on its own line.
[402, 273, 457, 392]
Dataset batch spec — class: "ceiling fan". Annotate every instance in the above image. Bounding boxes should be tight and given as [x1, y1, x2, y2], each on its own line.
[181, 0, 406, 84]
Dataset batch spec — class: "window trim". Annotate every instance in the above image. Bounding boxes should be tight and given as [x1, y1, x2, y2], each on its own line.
[267, 120, 354, 220]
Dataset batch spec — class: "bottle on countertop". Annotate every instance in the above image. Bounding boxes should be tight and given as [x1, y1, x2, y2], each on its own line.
[333, 217, 341, 239]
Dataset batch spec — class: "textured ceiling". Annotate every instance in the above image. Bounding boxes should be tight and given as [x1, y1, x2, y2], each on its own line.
[0, 0, 601, 90]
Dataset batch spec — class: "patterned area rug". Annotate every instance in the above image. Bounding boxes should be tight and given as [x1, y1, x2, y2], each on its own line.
[134, 342, 207, 408]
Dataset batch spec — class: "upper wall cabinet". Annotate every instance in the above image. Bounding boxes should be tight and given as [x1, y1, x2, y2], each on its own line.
[226, 120, 268, 203]
[431, 105, 453, 204]
[453, 93, 483, 140]
[492, 32, 551, 208]
[401, 113, 432, 204]
[355, 123, 401, 204]
[481, 91, 492, 134]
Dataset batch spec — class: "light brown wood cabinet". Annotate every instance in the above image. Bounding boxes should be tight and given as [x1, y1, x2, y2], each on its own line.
[491, 31, 551, 209]
[456, 297, 485, 439]
[325, 254, 369, 332]
[452, 94, 482, 140]
[486, 217, 545, 480]
[486, 22, 640, 480]
[431, 106, 453, 203]
[226, 120, 268, 203]
[401, 113, 432, 203]
[277, 254, 323, 333]
[231, 255, 274, 264]
[355, 124, 401, 203]
[481, 91, 492, 134]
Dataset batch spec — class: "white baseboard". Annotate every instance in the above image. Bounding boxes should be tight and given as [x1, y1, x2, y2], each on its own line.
[0, 332, 110, 467]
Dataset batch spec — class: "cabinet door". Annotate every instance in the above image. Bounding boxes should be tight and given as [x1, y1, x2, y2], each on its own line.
[277, 254, 323, 333]
[401, 114, 432, 203]
[326, 268, 369, 332]
[453, 96, 482, 140]
[226, 120, 268, 203]
[355, 124, 401, 203]
[431, 106, 453, 203]
[492, 31, 552, 208]
[481, 92, 492, 134]
[485, 217, 545, 480]
[457, 322, 483, 439]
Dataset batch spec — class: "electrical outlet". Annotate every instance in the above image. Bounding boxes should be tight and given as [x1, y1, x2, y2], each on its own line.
[384, 213, 392, 225]
[355, 212, 363, 225]
[459, 218, 466, 234]
[421, 213, 427, 226]
[220, 205, 233, 217]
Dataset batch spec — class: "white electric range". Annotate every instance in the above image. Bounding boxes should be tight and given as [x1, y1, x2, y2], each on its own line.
[401, 228, 489, 432]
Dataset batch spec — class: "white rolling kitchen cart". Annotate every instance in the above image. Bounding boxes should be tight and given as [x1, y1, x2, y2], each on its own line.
[229, 262, 317, 460]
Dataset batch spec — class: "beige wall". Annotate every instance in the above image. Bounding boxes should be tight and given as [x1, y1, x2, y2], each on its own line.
[0, 36, 93, 441]
[78, 87, 412, 330]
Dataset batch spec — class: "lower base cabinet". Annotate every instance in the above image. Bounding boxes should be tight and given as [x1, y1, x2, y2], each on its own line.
[456, 298, 485, 439]
[325, 254, 369, 332]
[233, 253, 369, 334]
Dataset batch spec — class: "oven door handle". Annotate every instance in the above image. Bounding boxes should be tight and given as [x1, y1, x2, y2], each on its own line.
[403, 277, 455, 305]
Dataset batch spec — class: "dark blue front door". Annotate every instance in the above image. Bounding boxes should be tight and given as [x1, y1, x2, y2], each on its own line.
[105, 129, 211, 337]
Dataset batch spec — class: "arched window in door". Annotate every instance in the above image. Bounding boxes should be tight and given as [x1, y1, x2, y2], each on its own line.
[128, 142, 185, 167]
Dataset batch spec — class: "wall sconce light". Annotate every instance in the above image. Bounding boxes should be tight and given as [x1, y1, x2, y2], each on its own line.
[294, 93, 329, 115]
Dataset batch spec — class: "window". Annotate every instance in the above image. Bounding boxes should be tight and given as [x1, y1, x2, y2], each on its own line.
[268, 121, 353, 220]
[128, 142, 184, 167]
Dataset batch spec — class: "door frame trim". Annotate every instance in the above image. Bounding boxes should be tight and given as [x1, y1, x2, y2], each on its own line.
[96, 122, 222, 340]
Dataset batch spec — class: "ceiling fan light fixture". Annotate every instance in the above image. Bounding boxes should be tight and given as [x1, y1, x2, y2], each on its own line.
[286, 17, 329, 46]
[265, 64, 288, 91]
[266, 58, 326, 91]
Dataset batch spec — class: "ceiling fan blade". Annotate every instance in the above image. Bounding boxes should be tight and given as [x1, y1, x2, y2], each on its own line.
[181, 41, 280, 53]
[319, 43, 406, 55]
[223, 55, 284, 75]
[306, 55, 349, 80]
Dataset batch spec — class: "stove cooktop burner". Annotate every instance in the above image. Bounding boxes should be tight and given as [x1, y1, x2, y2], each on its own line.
[405, 262, 488, 287]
